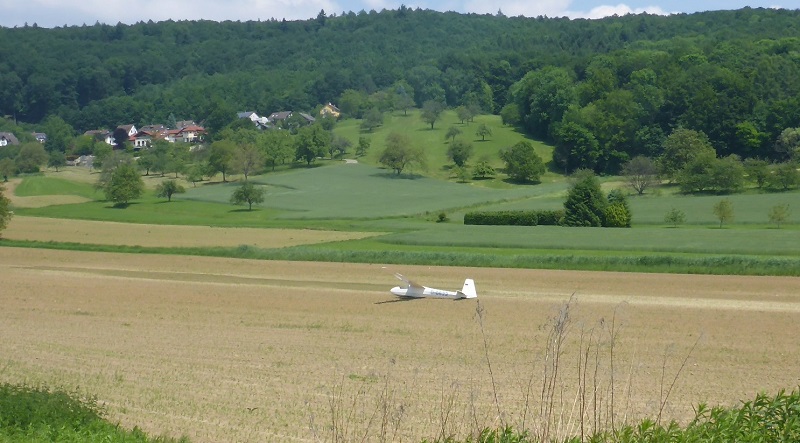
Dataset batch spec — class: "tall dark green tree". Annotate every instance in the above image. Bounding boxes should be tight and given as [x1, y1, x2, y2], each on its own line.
[295, 124, 331, 165]
[563, 173, 607, 227]
[447, 139, 473, 168]
[499, 141, 545, 183]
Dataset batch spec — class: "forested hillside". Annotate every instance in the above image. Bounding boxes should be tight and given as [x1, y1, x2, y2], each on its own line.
[1, 7, 800, 173]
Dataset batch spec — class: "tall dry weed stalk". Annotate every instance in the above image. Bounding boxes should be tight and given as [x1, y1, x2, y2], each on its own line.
[477, 296, 696, 442]
[317, 295, 698, 443]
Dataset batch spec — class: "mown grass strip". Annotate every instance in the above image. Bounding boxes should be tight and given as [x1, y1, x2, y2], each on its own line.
[3, 239, 799, 276]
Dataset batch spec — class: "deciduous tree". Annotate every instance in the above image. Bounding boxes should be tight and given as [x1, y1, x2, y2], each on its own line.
[15, 143, 48, 173]
[420, 100, 445, 129]
[104, 163, 144, 207]
[230, 181, 265, 210]
[712, 198, 734, 228]
[456, 105, 472, 124]
[743, 158, 769, 188]
[0, 185, 11, 236]
[360, 108, 383, 132]
[356, 136, 371, 157]
[445, 126, 462, 142]
[622, 156, 658, 195]
[447, 139, 473, 168]
[155, 179, 185, 202]
[664, 207, 686, 227]
[208, 140, 236, 182]
[0, 158, 15, 182]
[659, 128, 715, 182]
[767, 161, 800, 191]
[230, 143, 264, 180]
[295, 124, 330, 165]
[775, 127, 800, 161]
[48, 150, 66, 171]
[768, 204, 790, 228]
[475, 123, 492, 141]
[379, 132, 426, 175]
[41, 115, 74, 153]
[553, 122, 601, 173]
[472, 159, 495, 179]
[499, 141, 545, 183]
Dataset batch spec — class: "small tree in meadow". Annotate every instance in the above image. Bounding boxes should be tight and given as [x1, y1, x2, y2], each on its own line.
[104, 163, 144, 207]
[48, 151, 67, 172]
[604, 189, 632, 227]
[0, 185, 12, 236]
[475, 123, 492, 141]
[712, 199, 734, 228]
[472, 160, 495, 179]
[664, 208, 686, 227]
[356, 137, 371, 157]
[0, 158, 16, 182]
[230, 181, 266, 210]
[155, 179, 186, 202]
[768, 204, 790, 229]
[447, 139, 473, 168]
[445, 126, 462, 142]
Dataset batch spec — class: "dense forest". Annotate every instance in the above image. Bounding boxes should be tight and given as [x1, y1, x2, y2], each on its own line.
[1, 7, 800, 173]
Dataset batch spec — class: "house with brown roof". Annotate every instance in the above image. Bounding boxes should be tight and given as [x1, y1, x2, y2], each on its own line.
[268, 111, 292, 122]
[0, 132, 19, 147]
[117, 124, 138, 137]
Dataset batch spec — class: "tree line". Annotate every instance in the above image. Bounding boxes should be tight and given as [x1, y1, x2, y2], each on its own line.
[1, 7, 799, 142]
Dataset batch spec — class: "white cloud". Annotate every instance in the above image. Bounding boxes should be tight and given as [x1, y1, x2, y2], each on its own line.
[463, 0, 573, 17]
[571, 4, 672, 19]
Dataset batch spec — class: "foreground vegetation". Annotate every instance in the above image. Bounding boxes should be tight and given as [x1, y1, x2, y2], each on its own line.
[0, 383, 188, 442]
[427, 388, 800, 442]
[3, 367, 798, 442]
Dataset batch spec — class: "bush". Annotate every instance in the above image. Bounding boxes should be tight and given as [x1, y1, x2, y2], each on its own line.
[463, 210, 564, 226]
[0, 383, 190, 442]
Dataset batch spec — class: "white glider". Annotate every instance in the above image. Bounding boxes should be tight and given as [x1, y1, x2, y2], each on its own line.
[389, 273, 477, 300]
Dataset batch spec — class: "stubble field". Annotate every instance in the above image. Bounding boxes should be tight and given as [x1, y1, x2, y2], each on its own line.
[1, 247, 799, 442]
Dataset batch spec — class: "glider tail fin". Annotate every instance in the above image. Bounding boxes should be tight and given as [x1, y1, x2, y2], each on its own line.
[458, 279, 477, 299]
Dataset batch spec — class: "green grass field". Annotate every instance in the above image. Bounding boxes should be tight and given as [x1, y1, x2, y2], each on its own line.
[13, 175, 98, 199]
[334, 109, 557, 184]
[5, 109, 799, 277]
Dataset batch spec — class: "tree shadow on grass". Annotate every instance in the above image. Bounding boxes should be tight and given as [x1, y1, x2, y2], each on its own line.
[229, 208, 261, 213]
[106, 202, 140, 209]
[370, 171, 424, 180]
[501, 177, 542, 186]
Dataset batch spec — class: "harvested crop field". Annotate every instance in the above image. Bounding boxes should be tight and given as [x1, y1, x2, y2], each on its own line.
[1, 247, 799, 442]
[3, 216, 378, 248]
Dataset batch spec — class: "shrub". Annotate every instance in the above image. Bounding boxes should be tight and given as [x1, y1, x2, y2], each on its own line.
[563, 173, 606, 227]
[463, 210, 564, 226]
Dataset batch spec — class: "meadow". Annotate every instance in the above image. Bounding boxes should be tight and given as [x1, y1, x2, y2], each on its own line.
[7, 160, 799, 276]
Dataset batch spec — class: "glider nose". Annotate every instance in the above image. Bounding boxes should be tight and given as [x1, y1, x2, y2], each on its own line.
[390, 286, 405, 296]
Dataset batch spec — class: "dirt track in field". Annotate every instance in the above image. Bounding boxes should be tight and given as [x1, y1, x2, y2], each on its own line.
[1, 247, 799, 442]
[3, 216, 378, 248]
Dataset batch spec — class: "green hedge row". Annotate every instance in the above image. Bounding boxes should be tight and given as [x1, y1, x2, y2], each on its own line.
[463, 210, 565, 226]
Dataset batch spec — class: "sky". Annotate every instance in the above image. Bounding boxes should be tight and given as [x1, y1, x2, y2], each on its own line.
[0, 0, 794, 29]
